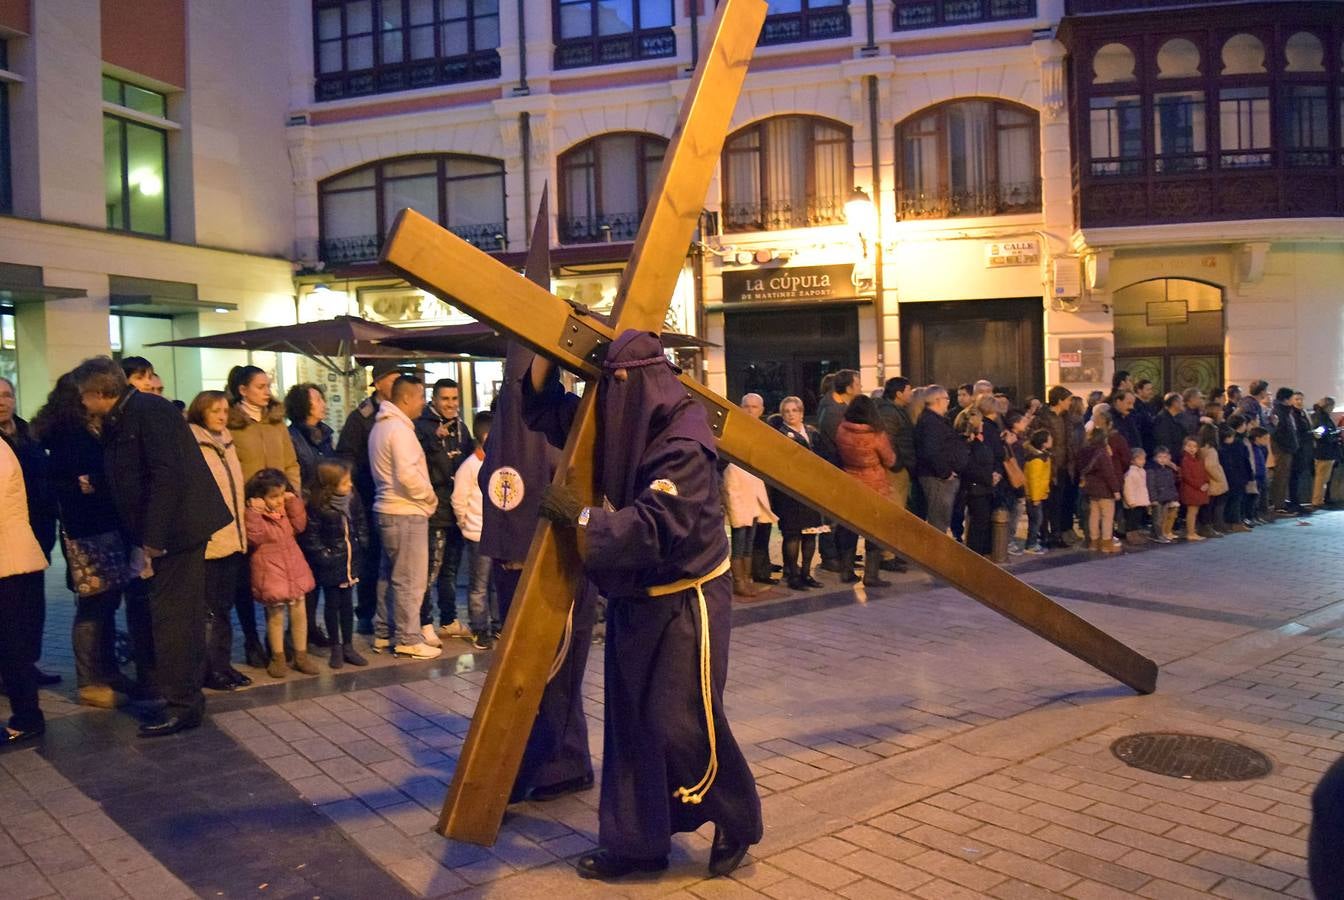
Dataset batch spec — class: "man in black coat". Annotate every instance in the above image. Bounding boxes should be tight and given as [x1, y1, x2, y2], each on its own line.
[1153, 392, 1189, 463]
[73, 357, 230, 736]
[337, 360, 404, 631]
[914, 385, 969, 534]
[1111, 391, 1144, 456]
[1270, 387, 1299, 512]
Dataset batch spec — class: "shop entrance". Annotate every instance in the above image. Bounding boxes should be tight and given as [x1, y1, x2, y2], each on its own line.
[724, 304, 860, 418]
[1112, 278, 1224, 397]
[899, 298, 1043, 403]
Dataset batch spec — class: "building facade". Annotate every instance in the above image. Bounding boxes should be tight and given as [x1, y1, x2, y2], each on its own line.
[1, 0, 1340, 420]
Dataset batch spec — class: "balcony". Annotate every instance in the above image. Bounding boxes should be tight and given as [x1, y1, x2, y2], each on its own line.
[894, 0, 1035, 30]
[759, 8, 851, 46]
[559, 212, 643, 245]
[895, 180, 1042, 221]
[314, 50, 501, 102]
[320, 223, 506, 265]
[1075, 165, 1344, 228]
[722, 198, 847, 233]
[554, 29, 675, 70]
[1065, 0, 1258, 13]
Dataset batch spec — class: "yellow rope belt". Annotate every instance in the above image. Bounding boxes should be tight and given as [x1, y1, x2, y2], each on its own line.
[546, 603, 574, 684]
[646, 555, 731, 805]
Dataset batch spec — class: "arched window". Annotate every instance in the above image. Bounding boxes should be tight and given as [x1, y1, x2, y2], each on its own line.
[558, 133, 667, 244]
[721, 115, 852, 232]
[896, 100, 1040, 219]
[1153, 39, 1206, 173]
[318, 154, 507, 264]
[1092, 42, 1137, 85]
[1113, 278, 1224, 397]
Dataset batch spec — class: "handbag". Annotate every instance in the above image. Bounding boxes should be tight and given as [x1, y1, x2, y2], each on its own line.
[1002, 454, 1026, 490]
[61, 531, 134, 598]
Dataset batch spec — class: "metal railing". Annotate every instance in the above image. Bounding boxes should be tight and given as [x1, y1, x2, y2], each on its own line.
[759, 9, 851, 46]
[558, 211, 642, 244]
[554, 28, 676, 70]
[315, 50, 501, 102]
[722, 198, 847, 232]
[895, 180, 1042, 220]
[321, 223, 506, 265]
[894, 0, 1035, 30]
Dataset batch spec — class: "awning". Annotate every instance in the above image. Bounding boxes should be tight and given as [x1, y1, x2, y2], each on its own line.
[110, 294, 238, 315]
[0, 263, 87, 305]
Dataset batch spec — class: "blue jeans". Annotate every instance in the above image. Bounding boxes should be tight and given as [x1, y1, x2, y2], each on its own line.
[729, 524, 755, 560]
[463, 539, 496, 633]
[920, 475, 960, 534]
[1025, 500, 1044, 549]
[376, 513, 429, 647]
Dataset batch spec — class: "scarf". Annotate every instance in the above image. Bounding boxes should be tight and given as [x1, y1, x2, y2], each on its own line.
[240, 399, 264, 422]
[328, 493, 353, 517]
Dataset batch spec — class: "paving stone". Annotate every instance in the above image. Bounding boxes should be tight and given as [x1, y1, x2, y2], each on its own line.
[1047, 849, 1149, 893]
[23, 834, 93, 876]
[45, 864, 130, 899]
[765, 847, 864, 890]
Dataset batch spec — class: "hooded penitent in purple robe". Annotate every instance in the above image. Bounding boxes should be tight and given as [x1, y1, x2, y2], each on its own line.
[523, 329, 762, 860]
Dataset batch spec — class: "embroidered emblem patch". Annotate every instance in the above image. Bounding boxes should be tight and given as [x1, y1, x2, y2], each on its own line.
[488, 467, 525, 511]
[649, 478, 679, 496]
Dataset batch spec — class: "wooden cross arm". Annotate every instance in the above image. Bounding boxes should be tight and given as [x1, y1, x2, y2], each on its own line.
[381, 212, 1158, 696]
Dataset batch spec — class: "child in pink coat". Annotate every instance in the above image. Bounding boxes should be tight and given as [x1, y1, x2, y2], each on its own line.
[245, 468, 317, 678]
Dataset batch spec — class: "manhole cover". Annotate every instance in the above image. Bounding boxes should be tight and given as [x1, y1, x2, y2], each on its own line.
[1110, 733, 1272, 781]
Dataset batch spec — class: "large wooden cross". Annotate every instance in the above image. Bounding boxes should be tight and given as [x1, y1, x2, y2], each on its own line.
[381, 0, 1157, 848]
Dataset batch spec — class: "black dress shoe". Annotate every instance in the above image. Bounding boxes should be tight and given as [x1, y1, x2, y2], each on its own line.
[751, 575, 779, 585]
[3, 724, 44, 745]
[839, 570, 860, 584]
[138, 714, 202, 738]
[202, 673, 236, 692]
[879, 558, 906, 573]
[522, 773, 595, 802]
[243, 641, 269, 670]
[803, 575, 824, 589]
[862, 577, 891, 588]
[708, 826, 752, 877]
[786, 577, 809, 591]
[576, 849, 668, 880]
[225, 668, 252, 687]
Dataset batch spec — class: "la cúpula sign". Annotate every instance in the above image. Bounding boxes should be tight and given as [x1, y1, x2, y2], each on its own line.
[721, 264, 857, 304]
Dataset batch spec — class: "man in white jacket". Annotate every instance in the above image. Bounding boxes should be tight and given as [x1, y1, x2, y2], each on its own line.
[368, 375, 440, 659]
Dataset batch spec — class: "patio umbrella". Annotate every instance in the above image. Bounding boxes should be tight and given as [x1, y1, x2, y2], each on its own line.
[150, 315, 412, 377]
[379, 319, 716, 358]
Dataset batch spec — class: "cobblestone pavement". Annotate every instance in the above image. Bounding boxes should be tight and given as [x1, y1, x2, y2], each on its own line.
[3, 511, 1342, 898]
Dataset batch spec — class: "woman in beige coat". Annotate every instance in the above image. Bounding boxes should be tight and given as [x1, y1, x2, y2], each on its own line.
[188, 391, 252, 691]
[226, 365, 300, 664]
[721, 462, 777, 598]
[0, 436, 50, 743]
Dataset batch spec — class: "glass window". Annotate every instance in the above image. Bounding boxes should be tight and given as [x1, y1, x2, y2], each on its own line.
[314, 1, 502, 101]
[1089, 95, 1142, 176]
[1282, 84, 1329, 166]
[318, 154, 506, 263]
[103, 75, 168, 118]
[104, 113, 168, 238]
[558, 133, 667, 243]
[1218, 86, 1271, 168]
[553, 0, 675, 68]
[1092, 42, 1137, 85]
[1153, 91, 1207, 172]
[0, 39, 10, 215]
[1156, 38, 1200, 79]
[724, 116, 852, 231]
[896, 100, 1040, 217]
[0, 309, 16, 389]
[1220, 33, 1266, 75]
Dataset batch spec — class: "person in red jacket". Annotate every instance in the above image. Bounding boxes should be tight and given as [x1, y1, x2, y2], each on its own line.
[1178, 436, 1211, 542]
[1077, 425, 1123, 553]
[834, 395, 895, 586]
[245, 468, 318, 678]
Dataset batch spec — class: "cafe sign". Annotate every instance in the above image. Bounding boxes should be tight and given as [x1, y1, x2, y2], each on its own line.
[985, 239, 1040, 268]
[721, 264, 856, 304]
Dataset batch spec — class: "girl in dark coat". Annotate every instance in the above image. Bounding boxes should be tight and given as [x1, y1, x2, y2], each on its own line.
[1309, 397, 1339, 507]
[771, 396, 826, 590]
[299, 459, 369, 669]
[955, 409, 998, 556]
[1077, 426, 1122, 552]
[1218, 416, 1255, 531]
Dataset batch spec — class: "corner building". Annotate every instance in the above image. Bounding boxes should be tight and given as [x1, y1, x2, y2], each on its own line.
[2, 0, 1340, 419]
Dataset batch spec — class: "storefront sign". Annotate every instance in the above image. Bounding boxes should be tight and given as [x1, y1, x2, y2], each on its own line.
[721, 264, 855, 304]
[985, 240, 1040, 268]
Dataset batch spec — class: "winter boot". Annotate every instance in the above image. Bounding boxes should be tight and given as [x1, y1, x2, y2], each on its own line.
[341, 644, 369, 667]
[267, 655, 287, 678]
[292, 652, 320, 676]
[731, 559, 759, 598]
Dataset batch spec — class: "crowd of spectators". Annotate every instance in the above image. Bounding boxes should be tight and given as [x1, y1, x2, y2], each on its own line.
[724, 370, 1342, 596]
[0, 355, 489, 741]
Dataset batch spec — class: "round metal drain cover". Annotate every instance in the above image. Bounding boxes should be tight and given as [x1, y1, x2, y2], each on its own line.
[1111, 733, 1272, 781]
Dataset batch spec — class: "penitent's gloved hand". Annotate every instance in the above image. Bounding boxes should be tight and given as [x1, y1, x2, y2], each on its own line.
[539, 483, 584, 526]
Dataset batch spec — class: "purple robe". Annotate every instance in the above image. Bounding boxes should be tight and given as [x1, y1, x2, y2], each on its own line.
[524, 330, 762, 858]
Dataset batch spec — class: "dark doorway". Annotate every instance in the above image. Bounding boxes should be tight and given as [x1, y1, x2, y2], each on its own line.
[900, 298, 1044, 404]
[1112, 277, 1224, 398]
[724, 305, 861, 418]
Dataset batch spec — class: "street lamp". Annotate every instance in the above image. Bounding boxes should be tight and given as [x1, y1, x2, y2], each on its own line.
[844, 186, 876, 257]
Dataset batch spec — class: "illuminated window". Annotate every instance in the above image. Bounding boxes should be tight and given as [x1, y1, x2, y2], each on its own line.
[103, 76, 169, 238]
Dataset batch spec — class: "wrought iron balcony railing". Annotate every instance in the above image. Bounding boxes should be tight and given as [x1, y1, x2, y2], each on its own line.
[895, 180, 1042, 220]
[758, 9, 851, 46]
[894, 0, 1035, 30]
[722, 198, 847, 233]
[554, 29, 676, 70]
[315, 50, 501, 102]
[320, 223, 506, 265]
[558, 211, 642, 245]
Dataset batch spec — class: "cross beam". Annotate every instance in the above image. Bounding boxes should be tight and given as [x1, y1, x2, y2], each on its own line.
[381, 0, 1156, 850]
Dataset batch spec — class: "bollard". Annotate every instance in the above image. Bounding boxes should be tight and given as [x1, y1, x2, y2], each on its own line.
[990, 507, 1010, 563]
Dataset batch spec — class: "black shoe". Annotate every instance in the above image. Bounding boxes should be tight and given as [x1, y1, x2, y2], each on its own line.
[341, 644, 369, 667]
[786, 577, 808, 591]
[576, 849, 668, 880]
[524, 773, 595, 802]
[309, 627, 331, 649]
[708, 826, 752, 877]
[32, 668, 61, 687]
[3, 724, 44, 745]
[472, 631, 494, 651]
[138, 714, 202, 738]
[862, 577, 891, 588]
[243, 640, 268, 670]
[225, 668, 252, 688]
[803, 575, 824, 589]
[839, 571, 860, 584]
[818, 559, 844, 573]
[329, 645, 344, 670]
[202, 672, 236, 692]
[751, 574, 779, 585]
[879, 558, 906, 573]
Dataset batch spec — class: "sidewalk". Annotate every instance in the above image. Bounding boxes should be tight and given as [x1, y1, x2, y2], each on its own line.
[3, 512, 1341, 898]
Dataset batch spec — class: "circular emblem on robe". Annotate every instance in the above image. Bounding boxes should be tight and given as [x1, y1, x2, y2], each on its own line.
[649, 478, 679, 496]
[488, 467, 526, 511]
